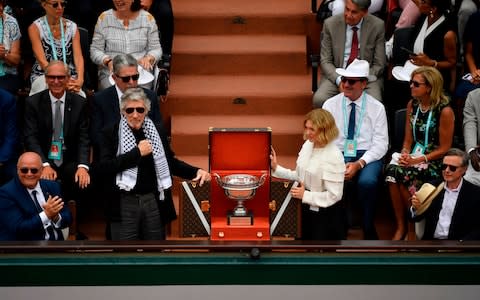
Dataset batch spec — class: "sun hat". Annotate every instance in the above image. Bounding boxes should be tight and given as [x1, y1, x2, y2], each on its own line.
[392, 60, 420, 82]
[415, 182, 445, 215]
[335, 59, 377, 82]
[109, 65, 154, 86]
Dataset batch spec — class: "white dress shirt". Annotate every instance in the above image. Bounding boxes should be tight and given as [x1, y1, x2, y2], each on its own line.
[322, 92, 389, 164]
[434, 179, 463, 239]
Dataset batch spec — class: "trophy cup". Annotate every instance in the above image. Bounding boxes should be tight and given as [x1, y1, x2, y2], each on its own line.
[214, 173, 267, 226]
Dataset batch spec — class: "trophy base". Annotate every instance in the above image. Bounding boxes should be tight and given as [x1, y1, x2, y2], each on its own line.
[228, 212, 253, 226]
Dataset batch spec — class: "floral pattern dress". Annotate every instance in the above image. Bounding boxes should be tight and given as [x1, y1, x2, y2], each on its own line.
[385, 102, 448, 194]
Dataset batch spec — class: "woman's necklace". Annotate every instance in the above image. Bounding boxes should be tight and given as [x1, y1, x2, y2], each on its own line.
[420, 103, 430, 113]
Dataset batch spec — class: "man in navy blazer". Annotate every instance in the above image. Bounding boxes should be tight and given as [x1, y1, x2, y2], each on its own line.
[411, 148, 480, 240]
[0, 152, 71, 241]
[90, 53, 162, 156]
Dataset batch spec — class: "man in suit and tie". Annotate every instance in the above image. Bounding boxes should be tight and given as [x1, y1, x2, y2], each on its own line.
[0, 152, 71, 240]
[313, 0, 386, 108]
[90, 53, 162, 155]
[463, 88, 480, 186]
[23, 60, 90, 237]
[411, 148, 480, 240]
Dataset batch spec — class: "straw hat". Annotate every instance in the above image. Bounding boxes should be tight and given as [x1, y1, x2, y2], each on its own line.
[392, 60, 419, 82]
[108, 65, 154, 86]
[415, 182, 445, 215]
[335, 59, 377, 82]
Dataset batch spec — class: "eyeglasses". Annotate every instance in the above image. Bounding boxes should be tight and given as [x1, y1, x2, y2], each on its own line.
[341, 77, 363, 85]
[48, 1, 67, 9]
[115, 73, 140, 83]
[441, 164, 462, 172]
[19, 168, 40, 174]
[125, 107, 146, 114]
[409, 80, 427, 88]
[45, 75, 67, 81]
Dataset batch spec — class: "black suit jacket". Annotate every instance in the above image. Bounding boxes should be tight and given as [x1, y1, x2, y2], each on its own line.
[98, 120, 198, 224]
[420, 180, 480, 240]
[90, 86, 162, 153]
[23, 90, 90, 167]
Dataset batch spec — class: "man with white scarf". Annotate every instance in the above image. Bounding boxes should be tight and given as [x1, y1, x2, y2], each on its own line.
[98, 88, 210, 240]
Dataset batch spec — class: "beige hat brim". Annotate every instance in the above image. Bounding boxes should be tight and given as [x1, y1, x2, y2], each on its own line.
[416, 182, 445, 215]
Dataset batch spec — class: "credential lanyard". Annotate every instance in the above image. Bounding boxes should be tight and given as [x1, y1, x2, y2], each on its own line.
[44, 17, 66, 64]
[342, 92, 366, 140]
[412, 106, 432, 148]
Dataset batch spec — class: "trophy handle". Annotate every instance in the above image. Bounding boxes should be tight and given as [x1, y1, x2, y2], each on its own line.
[258, 173, 268, 186]
[213, 173, 221, 185]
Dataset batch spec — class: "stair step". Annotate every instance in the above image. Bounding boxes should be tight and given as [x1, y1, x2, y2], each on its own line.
[170, 115, 305, 156]
[172, 35, 307, 75]
[173, 0, 310, 35]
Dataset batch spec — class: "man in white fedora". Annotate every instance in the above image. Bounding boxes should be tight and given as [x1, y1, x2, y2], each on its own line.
[323, 59, 388, 239]
[411, 148, 480, 240]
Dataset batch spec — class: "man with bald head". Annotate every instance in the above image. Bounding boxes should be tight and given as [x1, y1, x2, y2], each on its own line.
[0, 152, 71, 241]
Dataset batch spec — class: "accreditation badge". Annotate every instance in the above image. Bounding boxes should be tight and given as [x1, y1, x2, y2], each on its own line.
[344, 139, 357, 157]
[412, 142, 425, 156]
[48, 141, 63, 160]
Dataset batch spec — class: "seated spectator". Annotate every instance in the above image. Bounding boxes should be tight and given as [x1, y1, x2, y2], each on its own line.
[97, 88, 210, 240]
[90, 0, 162, 90]
[455, 11, 480, 104]
[0, 88, 18, 185]
[0, 0, 22, 95]
[0, 151, 72, 241]
[140, 0, 174, 58]
[410, 148, 480, 240]
[270, 109, 347, 240]
[385, 66, 454, 240]
[313, 0, 386, 107]
[394, 0, 422, 29]
[23, 60, 90, 239]
[453, 0, 478, 55]
[463, 88, 480, 186]
[323, 59, 389, 239]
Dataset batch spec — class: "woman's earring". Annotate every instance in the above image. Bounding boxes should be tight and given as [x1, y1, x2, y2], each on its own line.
[429, 10, 434, 18]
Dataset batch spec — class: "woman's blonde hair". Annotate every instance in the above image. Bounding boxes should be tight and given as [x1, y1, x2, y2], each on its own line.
[303, 108, 339, 145]
[411, 66, 450, 109]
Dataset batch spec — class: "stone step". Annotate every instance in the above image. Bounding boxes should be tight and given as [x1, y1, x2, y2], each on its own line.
[162, 74, 312, 116]
[173, 0, 310, 35]
[172, 35, 307, 75]
[170, 115, 305, 156]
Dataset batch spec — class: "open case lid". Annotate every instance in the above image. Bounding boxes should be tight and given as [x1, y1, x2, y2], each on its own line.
[209, 128, 271, 171]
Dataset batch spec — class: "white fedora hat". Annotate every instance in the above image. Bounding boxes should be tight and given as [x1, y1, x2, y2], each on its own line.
[392, 60, 419, 82]
[336, 59, 377, 82]
[109, 65, 154, 86]
[415, 182, 444, 215]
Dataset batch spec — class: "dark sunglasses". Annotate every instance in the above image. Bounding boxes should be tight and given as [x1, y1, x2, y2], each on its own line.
[341, 77, 363, 85]
[115, 73, 140, 83]
[45, 75, 67, 81]
[409, 80, 427, 88]
[48, 1, 67, 8]
[19, 168, 40, 174]
[125, 107, 146, 114]
[441, 164, 461, 172]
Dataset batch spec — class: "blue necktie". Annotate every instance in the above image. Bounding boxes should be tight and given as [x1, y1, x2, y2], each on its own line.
[347, 103, 356, 140]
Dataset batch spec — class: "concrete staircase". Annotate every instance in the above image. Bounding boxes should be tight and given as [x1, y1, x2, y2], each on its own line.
[164, 0, 316, 237]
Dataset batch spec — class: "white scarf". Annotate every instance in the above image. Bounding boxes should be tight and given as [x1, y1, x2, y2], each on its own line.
[115, 116, 172, 200]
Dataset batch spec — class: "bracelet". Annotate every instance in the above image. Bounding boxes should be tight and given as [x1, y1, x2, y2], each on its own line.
[401, 147, 409, 153]
[358, 160, 365, 169]
[104, 58, 112, 66]
[432, 60, 438, 68]
[422, 154, 428, 163]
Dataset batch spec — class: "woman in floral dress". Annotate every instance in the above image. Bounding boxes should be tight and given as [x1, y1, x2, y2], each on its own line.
[385, 66, 454, 240]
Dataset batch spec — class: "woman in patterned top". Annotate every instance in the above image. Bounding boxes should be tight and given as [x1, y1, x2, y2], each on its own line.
[0, 0, 22, 94]
[28, 0, 84, 95]
[90, 0, 162, 90]
[385, 66, 454, 240]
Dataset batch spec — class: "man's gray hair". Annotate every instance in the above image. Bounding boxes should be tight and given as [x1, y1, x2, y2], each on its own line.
[351, 0, 371, 10]
[120, 88, 151, 113]
[112, 54, 138, 74]
[445, 148, 469, 167]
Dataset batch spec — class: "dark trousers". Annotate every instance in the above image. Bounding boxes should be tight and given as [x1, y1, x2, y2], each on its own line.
[344, 152, 383, 240]
[110, 192, 165, 240]
[301, 200, 347, 240]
